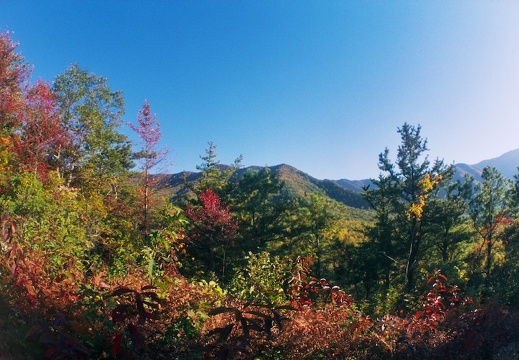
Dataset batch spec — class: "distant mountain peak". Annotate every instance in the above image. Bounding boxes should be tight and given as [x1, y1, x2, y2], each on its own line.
[155, 163, 369, 209]
[154, 149, 519, 208]
[471, 148, 519, 179]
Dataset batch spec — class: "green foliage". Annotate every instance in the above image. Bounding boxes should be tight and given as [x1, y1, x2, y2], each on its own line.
[230, 251, 291, 305]
[1, 172, 93, 279]
[141, 206, 187, 283]
[233, 167, 285, 248]
[193, 141, 242, 199]
[363, 123, 456, 295]
[53, 63, 133, 190]
[310, 178, 370, 209]
[465, 167, 514, 283]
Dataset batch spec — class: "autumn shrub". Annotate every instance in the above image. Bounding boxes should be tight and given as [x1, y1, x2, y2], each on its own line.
[230, 251, 291, 305]
[264, 256, 375, 358]
[366, 271, 519, 359]
[100, 274, 225, 359]
[0, 289, 43, 359]
[428, 303, 519, 359]
[204, 255, 371, 359]
[264, 306, 375, 360]
[203, 298, 294, 359]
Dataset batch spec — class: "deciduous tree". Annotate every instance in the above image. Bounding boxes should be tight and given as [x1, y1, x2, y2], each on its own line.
[12, 80, 68, 180]
[128, 100, 167, 238]
[0, 31, 31, 191]
[185, 188, 238, 281]
[0, 31, 30, 130]
[297, 193, 339, 278]
[52, 64, 133, 189]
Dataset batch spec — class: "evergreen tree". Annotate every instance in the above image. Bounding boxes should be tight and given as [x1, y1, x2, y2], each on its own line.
[465, 167, 513, 283]
[233, 167, 285, 249]
[362, 172, 400, 293]
[193, 141, 242, 201]
[364, 123, 453, 292]
[425, 178, 472, 268]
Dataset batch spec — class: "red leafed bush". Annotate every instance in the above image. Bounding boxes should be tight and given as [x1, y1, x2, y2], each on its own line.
[413, 270, 469, 330]
[186, 188, 237, 237]
[288, 256, 354, 309]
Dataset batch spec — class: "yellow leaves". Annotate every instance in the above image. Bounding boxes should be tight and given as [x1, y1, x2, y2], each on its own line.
[408, 201, 426, 220]
[419, 173, 437, 193]
[407, 174, 442, 221]
[0, 135, 14, 185]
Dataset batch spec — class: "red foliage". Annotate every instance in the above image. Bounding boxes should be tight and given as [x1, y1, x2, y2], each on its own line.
[110, 285, 160, 326]
[413, 270, 468, 330]
[12, 80, 68, 180]
[0, 32, 70, 182]
[186, 188, 237, 237]
[1, 216, 41, 310]
[128, 100, 167, 235]
[108, 285, 161, 357]
[28, 318, 90, 360]
[112, 331, 124, 357]
[206, 300, 294, 358]
[0, 31, 31, 128]
[288, 256, 353, 309]
[287, 256, 317, 308]
[128, 100, 165, 172]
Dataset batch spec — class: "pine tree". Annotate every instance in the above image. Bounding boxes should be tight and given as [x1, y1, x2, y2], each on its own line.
[466, 167, 512, 282]
[364, 123, 453, 292]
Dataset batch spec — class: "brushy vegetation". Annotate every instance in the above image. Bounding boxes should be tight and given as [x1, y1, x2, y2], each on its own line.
[1, 31, 519, 359]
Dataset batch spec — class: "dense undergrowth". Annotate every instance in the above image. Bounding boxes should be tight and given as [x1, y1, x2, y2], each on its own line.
[1, 244, 519, 359]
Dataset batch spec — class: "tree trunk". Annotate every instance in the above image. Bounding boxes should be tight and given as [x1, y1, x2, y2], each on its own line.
[405, 217, 420, 291]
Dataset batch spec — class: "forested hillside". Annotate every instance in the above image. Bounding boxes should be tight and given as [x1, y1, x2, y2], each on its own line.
[2, 32, 519, 359]
[157, 163, 370, 210]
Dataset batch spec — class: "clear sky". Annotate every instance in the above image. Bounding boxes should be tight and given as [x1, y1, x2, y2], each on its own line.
[3, 1, 519, 180]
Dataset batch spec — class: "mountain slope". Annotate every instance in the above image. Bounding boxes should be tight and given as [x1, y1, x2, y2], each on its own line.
[154, 148, 519, 209]
[154, 164, 369, 209]
[271, 164, 369, 209]
[472, 148, 519, 179]
[449, 148, 519, 182]
[335, 178, 372, 192]
[452, 163, 483, 182]
[336, 148, 519, 189]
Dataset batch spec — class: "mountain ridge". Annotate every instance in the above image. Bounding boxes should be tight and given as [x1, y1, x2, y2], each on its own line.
[336, 147, 519, 185]
[156, 148, 519, 210]
[155, 163, 370, 209]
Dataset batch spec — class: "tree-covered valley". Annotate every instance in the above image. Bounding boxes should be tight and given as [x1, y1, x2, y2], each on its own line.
[2, 31, 519, 359]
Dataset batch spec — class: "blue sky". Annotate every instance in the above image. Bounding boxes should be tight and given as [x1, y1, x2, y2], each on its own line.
[3, 1, 519, 179]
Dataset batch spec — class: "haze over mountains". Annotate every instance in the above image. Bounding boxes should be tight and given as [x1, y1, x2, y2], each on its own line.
[337, 148, 519, 190]
[455, 148, 519, 181]
[159, 148, 519, 211]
